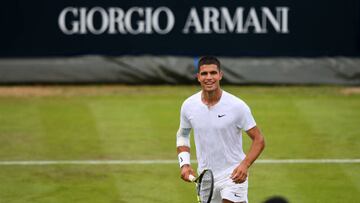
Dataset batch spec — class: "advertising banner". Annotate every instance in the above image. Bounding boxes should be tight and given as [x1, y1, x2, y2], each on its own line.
[1, 0, 359, 57]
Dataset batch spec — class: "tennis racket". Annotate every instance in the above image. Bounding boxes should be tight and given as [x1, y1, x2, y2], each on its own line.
[188, 169, 214, 203]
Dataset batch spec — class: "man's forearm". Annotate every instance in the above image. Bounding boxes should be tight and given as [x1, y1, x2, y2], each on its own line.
[177, 146, 190, 154]
[243, 138, 265, 167]
[242, 127, 265, 167]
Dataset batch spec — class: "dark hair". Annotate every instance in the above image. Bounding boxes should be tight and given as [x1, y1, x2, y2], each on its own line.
[263, 196, 289, 203]
[197, 56, 221, 72]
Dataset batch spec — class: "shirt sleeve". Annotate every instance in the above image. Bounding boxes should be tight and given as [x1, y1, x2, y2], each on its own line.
[236, 101, 256, 131]
[179, 102, 192, 129]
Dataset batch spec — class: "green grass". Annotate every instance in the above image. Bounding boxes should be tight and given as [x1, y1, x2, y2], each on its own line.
[0, 85, 359, 203]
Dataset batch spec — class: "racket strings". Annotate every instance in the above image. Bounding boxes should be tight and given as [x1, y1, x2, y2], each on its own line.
[199, 172, 213, 202]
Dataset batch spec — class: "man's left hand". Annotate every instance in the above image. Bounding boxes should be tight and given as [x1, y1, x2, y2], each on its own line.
[231, 163, 248, 183]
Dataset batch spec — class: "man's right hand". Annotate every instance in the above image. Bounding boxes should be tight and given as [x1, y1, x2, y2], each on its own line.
[180, 164, 195, 182]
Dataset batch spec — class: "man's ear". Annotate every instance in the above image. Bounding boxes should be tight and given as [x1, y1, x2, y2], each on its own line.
[219, 71, 223, 80]
[197, 73, 201, 82]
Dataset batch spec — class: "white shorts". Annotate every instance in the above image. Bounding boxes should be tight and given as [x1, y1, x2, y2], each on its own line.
[211, 172, 248, 203]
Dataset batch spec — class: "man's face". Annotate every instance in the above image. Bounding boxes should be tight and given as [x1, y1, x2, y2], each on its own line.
[197, 64, 223, 92]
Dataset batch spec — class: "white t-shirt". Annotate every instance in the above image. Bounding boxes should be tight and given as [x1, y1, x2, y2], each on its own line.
[180, 90, 256, 178]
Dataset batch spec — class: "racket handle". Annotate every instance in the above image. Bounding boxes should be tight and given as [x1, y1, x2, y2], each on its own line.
[188, 174, 196, 182]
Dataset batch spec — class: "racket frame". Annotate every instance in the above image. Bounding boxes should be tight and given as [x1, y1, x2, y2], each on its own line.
[189, 169, 214, 203]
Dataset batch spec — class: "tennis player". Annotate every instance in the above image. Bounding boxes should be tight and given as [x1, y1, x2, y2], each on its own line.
[176, 56, 265, 203]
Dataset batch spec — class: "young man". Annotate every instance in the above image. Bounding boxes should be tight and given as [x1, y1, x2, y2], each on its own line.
[176, 56, 265, 203]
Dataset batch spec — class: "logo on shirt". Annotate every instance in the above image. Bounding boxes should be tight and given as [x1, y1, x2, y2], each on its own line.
[218, 114, 226, 118]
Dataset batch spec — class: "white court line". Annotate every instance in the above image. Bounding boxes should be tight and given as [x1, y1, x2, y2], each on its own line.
[0, 159, 359, 166]
[257, 159, 360, 164]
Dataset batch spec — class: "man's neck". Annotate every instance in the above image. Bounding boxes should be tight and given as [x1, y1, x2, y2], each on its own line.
[202, 88, 222, 107]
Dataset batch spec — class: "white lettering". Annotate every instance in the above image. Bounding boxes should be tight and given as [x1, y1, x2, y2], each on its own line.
[108, 8, 126, 34]
[58, 6, 290, 35]
[145, 8, 153, 34]
[80, 8, 87, 34]
[243, 8, 263, 33]
[125, 7, 144, 34]
[58, 7, 79, 35]
[183, 6, 289, 34]
[220, 7, 244, 33]
[203, 7, 220, 33]
[281, 7, 289, 33]
[87, 7, 109, 34]
[182, 8, 203, 34]
[152, 7, 175, 34]
[261, 7, 281, 33]
[58, 6, 175, 35]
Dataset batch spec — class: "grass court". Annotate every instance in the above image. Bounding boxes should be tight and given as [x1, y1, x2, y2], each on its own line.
[0, 85, 359, 203]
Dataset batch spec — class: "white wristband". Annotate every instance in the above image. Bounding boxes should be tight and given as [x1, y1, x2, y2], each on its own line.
[178, 151, 191, 168]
